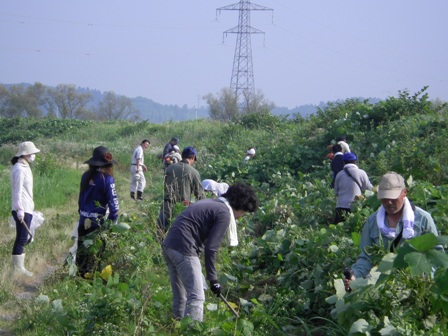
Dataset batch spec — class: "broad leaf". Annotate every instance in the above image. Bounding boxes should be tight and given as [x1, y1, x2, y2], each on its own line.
[404, 252, 432, 276]
[376, 253, 396, 273]
[349, 318, 371, 335]
[409, 233, 438, 252]
[394, 243, 416, 268]
[427, 249, 448, 268]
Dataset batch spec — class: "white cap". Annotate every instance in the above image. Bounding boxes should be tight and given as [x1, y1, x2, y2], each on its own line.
[247, 148, 256, 155]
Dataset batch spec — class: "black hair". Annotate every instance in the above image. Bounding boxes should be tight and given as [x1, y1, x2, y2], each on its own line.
[221, 182, 259, 213]
[332, 144, 342, 153]
[10, 157, 19, 165]
[343, 160, 356, 164]
[141, 139, 150, 145]
[337, 136, 346, 142]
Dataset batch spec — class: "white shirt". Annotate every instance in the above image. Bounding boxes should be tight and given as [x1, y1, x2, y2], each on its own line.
[10, 159, 35, 214]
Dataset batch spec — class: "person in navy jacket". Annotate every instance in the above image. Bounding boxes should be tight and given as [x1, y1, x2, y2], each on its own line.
[77, 146, 119, 277]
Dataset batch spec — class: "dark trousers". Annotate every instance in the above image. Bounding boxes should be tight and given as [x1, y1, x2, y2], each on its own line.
[334, 208, 351, 224]
[12, 211, 33, 255]
[157, 199, 175, 233]
[76, 217, 104, 276]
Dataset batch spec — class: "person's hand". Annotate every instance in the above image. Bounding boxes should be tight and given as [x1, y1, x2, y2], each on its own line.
[142, 165, 148, 172]
[210, 280, 221, 297]
[17, 210, 24, 221]
[343, 268, 355, 292]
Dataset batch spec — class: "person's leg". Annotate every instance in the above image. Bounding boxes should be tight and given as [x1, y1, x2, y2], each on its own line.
[12, 211, 32, 255]
[334, 208, 351, 223]
[162, 246, 187, 320]
[178, 255, 205, 322]
[130, 166, 137, 199]
[157, 200, 173, 233]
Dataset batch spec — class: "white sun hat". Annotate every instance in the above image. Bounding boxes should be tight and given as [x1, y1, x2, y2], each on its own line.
[15, 141, 41, 157]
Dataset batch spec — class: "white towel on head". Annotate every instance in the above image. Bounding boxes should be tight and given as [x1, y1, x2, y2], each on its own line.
[376, 197, 415, 239]
[218, 197, 238, 246]
[202, 179, 229, 196]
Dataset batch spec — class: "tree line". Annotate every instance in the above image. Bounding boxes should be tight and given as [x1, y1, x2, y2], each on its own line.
[0, 83, 139, 121]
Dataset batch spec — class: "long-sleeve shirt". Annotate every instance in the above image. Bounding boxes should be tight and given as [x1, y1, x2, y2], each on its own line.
[334, 163, 372, 208]
[351, 206, 440, 278]
[78, 171, 119, 221]
[163, 199, 230, 281]
[164, 160, 205, 203]
[10, 159, 34, 214]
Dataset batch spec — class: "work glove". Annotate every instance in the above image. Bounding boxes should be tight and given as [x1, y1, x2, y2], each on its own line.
[210, 280, 221, 297]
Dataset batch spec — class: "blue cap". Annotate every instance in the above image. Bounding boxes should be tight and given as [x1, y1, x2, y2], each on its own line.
[182, 146, 197, 157]
[342, 152, 357, 161]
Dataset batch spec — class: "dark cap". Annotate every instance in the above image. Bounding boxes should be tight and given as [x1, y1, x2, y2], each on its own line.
[182, 146, 197, 159]
[84, 146, 117, 166]
[342, 152, 357, 161]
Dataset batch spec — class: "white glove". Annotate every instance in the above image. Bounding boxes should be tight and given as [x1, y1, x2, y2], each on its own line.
[17, 210, 25, 221]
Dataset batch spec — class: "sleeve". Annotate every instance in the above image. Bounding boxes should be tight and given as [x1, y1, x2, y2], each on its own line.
[192, 171, 206, 200]
[351, 216, 376, 278]
[362, 171, 373, 191]
[204, 210, 231, 281]
[11, 168, 24, 212]
[106, 176, 119, 221]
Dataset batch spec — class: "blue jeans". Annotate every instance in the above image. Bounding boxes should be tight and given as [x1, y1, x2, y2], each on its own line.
[162, 245, 205, 322]
[12, 211, 33, 255]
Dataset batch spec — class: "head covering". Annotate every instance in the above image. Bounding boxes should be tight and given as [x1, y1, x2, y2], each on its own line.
[201, 179, 229, 196]
[171, 137, 179, 144]
[15, 141, 40, 157]
[182, 146, 197, 158]
[342, 152, 357, 161]
[377, 172, 405, 199]
[84, 146, 117, 166]
[173, 145, 180, 152]
[247, 148, 256, 155]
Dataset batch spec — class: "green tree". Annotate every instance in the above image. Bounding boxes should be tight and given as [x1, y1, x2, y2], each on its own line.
[97, 91, 139, 121]
[47, 84, 92, 119]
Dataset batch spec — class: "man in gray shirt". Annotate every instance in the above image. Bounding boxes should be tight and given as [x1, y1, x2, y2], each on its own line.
[334, 152, 373, 223]
[162, 182, 259, 322]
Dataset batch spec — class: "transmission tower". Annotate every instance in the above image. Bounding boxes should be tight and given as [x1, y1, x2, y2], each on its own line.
[217, 0, 273, 105]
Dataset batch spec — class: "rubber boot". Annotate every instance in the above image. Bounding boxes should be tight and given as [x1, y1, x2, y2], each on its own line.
[137, 191, 143, 201]
[12, 254, 33, 277]
[130, 192, 135, 200]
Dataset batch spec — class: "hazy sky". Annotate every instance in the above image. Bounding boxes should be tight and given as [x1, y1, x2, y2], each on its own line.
[1, 1, 447, 109]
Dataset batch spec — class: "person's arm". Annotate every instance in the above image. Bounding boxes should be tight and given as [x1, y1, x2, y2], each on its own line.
[204, 209, 230, 281]
[192, 171, 206, 200]
[351, 216, 376, 278]
[11, 168, 26, 220]
[106, 176, 119, 221]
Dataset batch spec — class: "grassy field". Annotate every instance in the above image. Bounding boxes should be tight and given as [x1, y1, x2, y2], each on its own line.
[1, 90, 448, 335]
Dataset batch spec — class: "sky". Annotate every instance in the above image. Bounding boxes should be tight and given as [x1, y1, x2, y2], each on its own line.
[1, 0, 447, 109]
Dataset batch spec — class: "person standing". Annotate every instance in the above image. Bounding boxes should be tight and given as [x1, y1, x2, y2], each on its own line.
[10, 141, 41, 276]
[162, 137, 180, 160]
[77, 146, 119, 278]
[162, 182, 259, 322]
[157, 146, 205, 233]
[345, 172, 442, 285]
[130, 139, 150, 201]
[330, 144, 344, 188]
[334, 152, 373, 223]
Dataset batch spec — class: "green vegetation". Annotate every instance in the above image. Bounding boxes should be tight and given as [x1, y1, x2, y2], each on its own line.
[1, 87, 448, 335]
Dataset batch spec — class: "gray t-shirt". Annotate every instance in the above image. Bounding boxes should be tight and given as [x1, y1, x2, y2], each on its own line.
[163, 198, 230, 281]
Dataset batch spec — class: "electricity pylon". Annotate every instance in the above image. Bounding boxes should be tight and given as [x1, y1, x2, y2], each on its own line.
[217, 0, 273, 106]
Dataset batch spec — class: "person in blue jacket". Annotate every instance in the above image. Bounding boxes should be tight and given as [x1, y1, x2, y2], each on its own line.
[77, 146, 119, 277]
